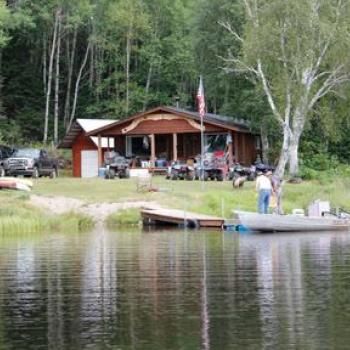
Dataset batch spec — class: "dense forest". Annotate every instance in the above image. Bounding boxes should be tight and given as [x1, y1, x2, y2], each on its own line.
[0, 0, 349, 176]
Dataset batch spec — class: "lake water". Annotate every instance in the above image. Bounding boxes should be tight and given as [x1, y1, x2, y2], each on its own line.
[1, 229, 350, 350]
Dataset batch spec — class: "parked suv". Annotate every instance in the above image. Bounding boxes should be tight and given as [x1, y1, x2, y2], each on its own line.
[4, 148, 59, 178]
[0, 145, 14, 177]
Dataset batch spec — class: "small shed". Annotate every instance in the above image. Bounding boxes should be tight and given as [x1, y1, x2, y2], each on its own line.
[59, 119, 116, 177]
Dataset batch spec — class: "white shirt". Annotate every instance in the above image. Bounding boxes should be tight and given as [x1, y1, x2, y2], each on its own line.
[256, 175, 272, 191]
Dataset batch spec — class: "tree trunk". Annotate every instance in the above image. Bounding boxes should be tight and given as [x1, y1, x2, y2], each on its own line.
[289, 132, 302, 178]
[89, 43, 94, 90]
[289, 106, 306, 178]
[107, 64, 112, 98]
[54, 14, 62, 145]
[143, 63, 153, 111]
[126, 35, 131, 113]
[114, 57, 119, 105]
[64, 28, 77, 128]
[68, 41, 91, 130]
[275, 124, 291, 178]
[94, 46, 102, 102]
[43, 9, 59, 143]
[0, 49, 4, 119]
[260, 125, 269, 164]
[43, 33, 47, 95]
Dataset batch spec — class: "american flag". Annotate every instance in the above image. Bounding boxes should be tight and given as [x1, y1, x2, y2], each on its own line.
[197, 76, 205, 120]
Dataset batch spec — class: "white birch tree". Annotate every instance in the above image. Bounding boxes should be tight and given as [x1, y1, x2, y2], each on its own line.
[53, 10, 62, 145]
[43, 7, 59, 144]
[222, 0, 350, 177]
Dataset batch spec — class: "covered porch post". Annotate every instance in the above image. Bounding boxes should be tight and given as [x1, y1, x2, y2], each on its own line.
[150, 134, 155, 167]
[98, 134, 103, 168]
[227, 131, 234, 166]
[172, 133, 178, 162]
[234, 131, 239, 163]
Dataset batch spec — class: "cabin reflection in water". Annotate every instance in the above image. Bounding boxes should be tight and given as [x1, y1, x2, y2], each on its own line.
[0, 230, 349, 349]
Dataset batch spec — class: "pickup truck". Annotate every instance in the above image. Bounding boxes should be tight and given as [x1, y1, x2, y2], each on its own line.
[3, 148, 59, 178]
[0, 145, 15, 177]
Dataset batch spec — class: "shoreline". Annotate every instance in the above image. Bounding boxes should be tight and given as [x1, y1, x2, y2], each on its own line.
[1, 176, 350, 234]
[30, 194, 158, 226]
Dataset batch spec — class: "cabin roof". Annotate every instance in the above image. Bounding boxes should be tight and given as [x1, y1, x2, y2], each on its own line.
[86, 106, 251, 136]
[171, 107, 250, 130]
[58, 119, 116, 148]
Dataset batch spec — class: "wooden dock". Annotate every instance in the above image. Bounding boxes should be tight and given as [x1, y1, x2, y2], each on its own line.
[141, 207, 225, 228]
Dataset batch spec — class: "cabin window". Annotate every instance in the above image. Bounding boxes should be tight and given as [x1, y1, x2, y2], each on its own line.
[126, 135, 151, 158]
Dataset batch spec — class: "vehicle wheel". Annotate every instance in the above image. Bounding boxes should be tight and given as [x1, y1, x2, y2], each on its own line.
[106, 169, 116, 179]
[49, 168, 58, 179]
[186, 171, 195, 181]
[109, 169, 116, 179]
[217, 172, 224, 181]
[0, 167, 5, 177]
[247, 173, 255, 181]
[119, 169, 130, 178]
[32, 167, 39, 179]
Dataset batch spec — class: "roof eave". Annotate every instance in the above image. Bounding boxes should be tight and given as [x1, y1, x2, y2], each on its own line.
[57, 121, 83, 148]
[86, 106, 250, 136]
[86, 106, 167, 136]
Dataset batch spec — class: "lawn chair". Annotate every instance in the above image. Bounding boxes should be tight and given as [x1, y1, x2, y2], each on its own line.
[136, 172, 152, 192]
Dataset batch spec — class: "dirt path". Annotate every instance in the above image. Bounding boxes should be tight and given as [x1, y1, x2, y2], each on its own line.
[30, 195, 159, 225]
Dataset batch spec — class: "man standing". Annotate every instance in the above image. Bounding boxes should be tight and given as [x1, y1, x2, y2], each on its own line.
[256, 169, 272, 214]
[270, 172, 283, 215]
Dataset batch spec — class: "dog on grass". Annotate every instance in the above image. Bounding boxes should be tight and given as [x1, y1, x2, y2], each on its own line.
[233, 176, 247, 188]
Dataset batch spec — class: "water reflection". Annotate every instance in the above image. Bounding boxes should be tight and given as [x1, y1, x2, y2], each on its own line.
[1, 230, 350, 349]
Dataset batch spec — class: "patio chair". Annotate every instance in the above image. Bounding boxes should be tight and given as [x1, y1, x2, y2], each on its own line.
[136, 172, 152, 192]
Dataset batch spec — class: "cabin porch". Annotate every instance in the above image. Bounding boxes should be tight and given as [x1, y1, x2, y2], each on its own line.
[99, 132, 236, 172]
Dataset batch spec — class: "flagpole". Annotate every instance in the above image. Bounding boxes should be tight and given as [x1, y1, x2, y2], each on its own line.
[199, 75, 205, 188]
[201, 104, 204, 188]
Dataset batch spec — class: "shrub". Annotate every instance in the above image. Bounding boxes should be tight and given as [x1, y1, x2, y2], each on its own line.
[301, 153, 340, 171]
[106, 208, 141, 227]
[299, 167, 318, 180]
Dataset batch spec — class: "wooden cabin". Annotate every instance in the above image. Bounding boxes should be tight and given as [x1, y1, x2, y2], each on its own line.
[60, 106, 261, 178]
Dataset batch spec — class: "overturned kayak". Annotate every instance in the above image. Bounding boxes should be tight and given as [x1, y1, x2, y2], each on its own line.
[0, 177, 33, 191]
[234, 211, 350, 232]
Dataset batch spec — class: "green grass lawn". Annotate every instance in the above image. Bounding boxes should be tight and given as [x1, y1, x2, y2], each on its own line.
[1, 174, 350, 234]
[32, 175, 350, 218]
